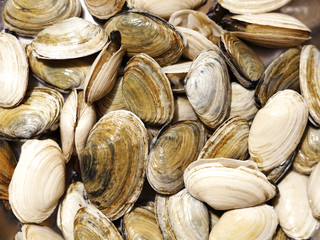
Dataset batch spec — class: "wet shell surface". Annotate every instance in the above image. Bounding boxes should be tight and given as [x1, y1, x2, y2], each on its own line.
[147, 120, 206, 194]
[0, 87, 64, 140]
[20, 224, 64, 240]
[103, 10, 185, 66]
[2, 0, 81, 36]
[184, 49, 231, 129]
[299, 45, 320, 127]
[248, 90, 308, 172]
[79, 110, 148, 220]
[84, 0, 125, 19]
[0, 33, 28, 108]
[184, 158, 276, 210]
[31, 17, 108, 59]
[123, 53, 174, 125]
[274, 170, 319, 239]
[74, 205, 123, 240]
[155, 189, 209, 240]
[308, 162, 320, 219]
[9, 139, 65, 223]
[209, 204, 278, 240]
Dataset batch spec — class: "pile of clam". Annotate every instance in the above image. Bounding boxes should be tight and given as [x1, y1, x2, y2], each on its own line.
[1, 0, 320, 239]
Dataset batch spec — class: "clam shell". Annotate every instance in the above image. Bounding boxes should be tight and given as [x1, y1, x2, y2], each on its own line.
[74, 205, 123, 240]
[79, 110, 148, 220]
[2, 0, 81, 36]
[184, 158, 276, 210]
[255, 48, 300, 107]
[274, 170, 319, 239]
[273, 228, 289, 240]
[9, 139, 65, 223]
[184, 49, 231, 129]
[299, 45, 320, 127]
[147, 121, 206, 194]
[20, 224, 64, 240]
[199, 116, 249, 160]
[0, 87, 63, 140]
[31, 17, 108, 59]
[172, 96, 198, 122]
[209, 204, 278, 240]
[103, 10, 185, 66]
[0, 33, 28, 108]
[84, 0, 125, 19]
[308, 162, 320, 218]
[123, 53, 174, 125]
[155, 189, 209, 240]
[248, 90, 308, 172]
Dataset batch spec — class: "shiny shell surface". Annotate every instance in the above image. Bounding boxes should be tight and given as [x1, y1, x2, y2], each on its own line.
[21, 224, 64, 240]
[84, 0, 125, 19]
[103, 10, 185, 66]
[79, 110, 148, 220]
[308, 162, 320, 218]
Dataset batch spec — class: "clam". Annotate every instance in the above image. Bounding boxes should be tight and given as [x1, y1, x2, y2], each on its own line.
[84, 31, 126, 104]
[0, 87, 63, 140]
[199, 116, 249, 160]
[155, 189, 209, 240]
[18, 224, 64, 240]
[219, 31, 265, 88]
[274, 170, 319, 239]
[126, 0, 206, 19]
[122, 203, 163, 240]
[0, 33, 28, 108]
[0, 140, 16, 200]
[273, 228, 289, 240]
[123, 53, 174, 126]
[255, 48, 300, 107]
[31, 17, 108, 59]
[147, 121, 206, 194]
[2, 0, 81, 36]
[308, 162, 320, 218]
[184, 158, 276, 210]
[221, 13, 311, 48]
[249, 90, 308, 173]
[74, 205, 123, 240]
[209, 204, 278, 240]
[172, 96, 198, 122]
[184, 49, 231, 129]
[103, 10, 185, 66]
[79, 110, 148, 220]
[84, 0, 125, 19]
[57, 181, 90, 240]
[299, 45, 320, 127]
[9, 139, 65, 223]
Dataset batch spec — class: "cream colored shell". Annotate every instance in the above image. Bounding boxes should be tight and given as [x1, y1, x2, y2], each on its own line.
[20, 225, 64, 240]
[308, 162, 320, 218]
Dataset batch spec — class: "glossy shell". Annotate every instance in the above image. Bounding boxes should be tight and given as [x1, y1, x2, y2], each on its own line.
[84, 0, 125, 19]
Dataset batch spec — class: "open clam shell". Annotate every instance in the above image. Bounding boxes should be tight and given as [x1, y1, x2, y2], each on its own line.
[79, 110, 148, 220]
[31, 17, 108, 60]
[19, 224, 64, 240]
[0, 33, 28, 108]
[84, 0, 125, 19]
[9, 139, 65, 223]
[184, 158, 276, 210]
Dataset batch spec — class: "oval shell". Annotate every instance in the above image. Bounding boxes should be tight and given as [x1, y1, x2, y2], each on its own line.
[21, 224, 64, 240]
[308, 162, 320, 218]
[84, 0, 125, 19]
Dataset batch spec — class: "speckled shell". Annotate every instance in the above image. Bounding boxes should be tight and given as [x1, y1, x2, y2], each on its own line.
[79, 110, 148, 221]
[84, 0, 125, 19]
[103, 10, 185, 66]
[20, 224, 64, 240]
[147, 121, 206, 194]
[123, 53, 174, 126]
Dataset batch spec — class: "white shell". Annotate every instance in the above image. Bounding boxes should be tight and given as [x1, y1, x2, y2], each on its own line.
[308, 162, 320, 218]
[20, 225, 64, 240]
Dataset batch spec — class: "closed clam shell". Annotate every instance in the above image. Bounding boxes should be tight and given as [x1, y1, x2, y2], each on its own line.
[20, 224, 64, 240]
[0, 33, 28, 108]
[308, 162, 320, 218]
[184, 49, 230, 129]
[79, 110, 148, 220]
[294, 123, 320, 174]
[249, 90, 308, 172]
[274, 170, 319, 239]
[155, 189, 209, 240]
[147, 121, 206, 194]
[57, 181, 90, 240]
[31, 17, 108, 59]
[123, 53, 174, 125]
[84, 0, 125, 19]
[172, 96, 198, 122]
[0, 140, 16, 200]
[184, 158, 276, 210]
[220, 31, 265, 88]
[127, 0, 206, 20]
[9, 139, 65, 223]
[103, 10, 185, 66]
[122, 203, 163, 240]
[209, 204, 278, 240]
[2, 0, 81, 36]
[0, 87, 63, 140]
[300, 45, 320, 127]
[74, 205, 123, 240]
[199, 116, 249, 160]
[255, 47, 300, 107]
